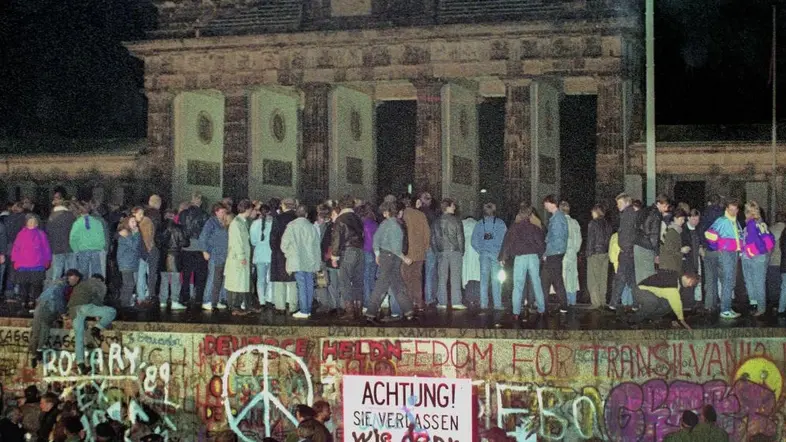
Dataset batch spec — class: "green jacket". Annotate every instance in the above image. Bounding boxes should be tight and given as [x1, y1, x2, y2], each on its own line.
[690, 423, 730, 442]
[663, 429, 693, 442]
[69, 215, 107, 252]
[67, 279, 107, 317]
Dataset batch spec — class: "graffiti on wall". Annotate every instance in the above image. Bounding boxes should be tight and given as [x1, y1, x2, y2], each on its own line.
[0, 325, 784, 441]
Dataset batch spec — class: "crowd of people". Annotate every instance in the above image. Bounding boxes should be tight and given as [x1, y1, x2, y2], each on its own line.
[0, 188, 783, 339]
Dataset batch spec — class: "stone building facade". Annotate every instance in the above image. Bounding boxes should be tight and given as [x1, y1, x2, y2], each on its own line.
[125, 0, 642, 211]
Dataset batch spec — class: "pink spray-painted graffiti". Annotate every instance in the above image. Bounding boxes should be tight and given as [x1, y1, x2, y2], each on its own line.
[604, 379, 778, 441]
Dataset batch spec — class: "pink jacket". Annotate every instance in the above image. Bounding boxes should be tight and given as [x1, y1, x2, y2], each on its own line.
[12, 228, 52, 270]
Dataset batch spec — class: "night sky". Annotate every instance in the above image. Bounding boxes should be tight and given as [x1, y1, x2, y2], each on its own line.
[0, 0, 784, 140]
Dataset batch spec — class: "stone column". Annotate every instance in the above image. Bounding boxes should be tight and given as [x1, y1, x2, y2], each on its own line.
[301, 83, 331, 206]
[503, 82, 532, 213]
[414, 81, 442, 200]
[595, 77, 624, 201]
[222, 91, 249, 201]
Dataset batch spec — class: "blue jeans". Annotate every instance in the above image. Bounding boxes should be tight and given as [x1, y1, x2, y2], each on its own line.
[204, 259, 227, 304]
[479, 253, 503, 309]
[295, 272, 315, 314]
[719, 251, 738, 312]
[704, 251, 720, 310]
[742, 254, 767, 313]
[136, 259, 149, 301]
[255, 262, 270, 305]
[513, 254, 545, 314]
[159, 272, 182, 304]
[51, 253, 73, 281]
[363, 251, 377, 307]
[622, 285, 633, 306]
[567, 292, 577, 306]
[74, 304, 116, 364]
[75, 251, 103, 279]
[424, 249, 437, 305]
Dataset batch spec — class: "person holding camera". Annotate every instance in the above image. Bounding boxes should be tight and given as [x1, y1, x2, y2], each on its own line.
[471, 202, 507, 311]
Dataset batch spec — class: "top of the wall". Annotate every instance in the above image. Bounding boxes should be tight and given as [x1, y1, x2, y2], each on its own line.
[139, 0, 640, 41]
[0, 316, 780, 343]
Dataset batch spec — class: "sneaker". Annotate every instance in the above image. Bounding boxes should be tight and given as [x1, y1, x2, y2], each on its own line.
[720, 310, 742, 319]
[559, 308, 568, 314]
[436, 304, 447, 309]
[362, 307, 368, 314]
[241, 301, 247, 310]
[170, 302, 187, 311]
[216, 303, 228, 310]
[391, 314, 401, 319]
[292, 311, 311, 319]
[451, 304, 467, 310]
[201, 303, 213, 311]
[159, 303, 168, 309]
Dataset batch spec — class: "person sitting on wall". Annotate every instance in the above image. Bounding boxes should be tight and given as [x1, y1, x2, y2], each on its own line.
[65, 274, 116, 375]
[626, 269, 698, 330]
[29, 270, 82, 368]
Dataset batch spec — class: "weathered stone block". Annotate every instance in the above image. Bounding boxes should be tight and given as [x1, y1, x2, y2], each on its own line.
[402, 45, 430, 65]
[519, 39, 540, 59]
[490, 40, 509, 60]
[583, 36, 603, 57]
[362, 46, 391, 67]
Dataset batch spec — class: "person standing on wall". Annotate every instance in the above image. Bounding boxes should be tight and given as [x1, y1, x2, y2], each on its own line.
[250, 204, 273, 309]
[178, 192, 210, 310]
[12, 214, 52, 311]
[270, 198, 299, 314]
[116, 217, 141, 310]
[225, 200, 253, 316]
[331, 195, 365, 319]
[740, 201, 774, 317]
[559, 201, 582, 307]
[156, 209, 189, 311]
[499, 204, 546, 321]
[541, 195, 569, 314]
[705, 199, 743, 320]
[433, 198, 466, 310]
[417, 192, 439, 308]
[586, 204, 612, 309]
[199, 203, 229, 311]
[281, 204, 322, 319]
[46, 199, 75, 281]
[132, 206, 157, 309]
[69, 202, 106, 281]
[609, 193, 638, 312]
[471, 202, 507, 312]
[400, 196, 430, 313]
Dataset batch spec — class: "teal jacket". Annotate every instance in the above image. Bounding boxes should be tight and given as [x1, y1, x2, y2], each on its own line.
[69, 215, 107, 252]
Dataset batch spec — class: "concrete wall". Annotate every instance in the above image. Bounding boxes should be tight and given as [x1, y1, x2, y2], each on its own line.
[2, 318, 785, 441]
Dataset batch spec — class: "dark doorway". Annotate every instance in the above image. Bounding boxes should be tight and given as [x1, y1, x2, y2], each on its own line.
[376, 100, 416, 203]
[674, 181, 706, 212]
[560, 95, 598, 230]
[478, 98, 506, 220]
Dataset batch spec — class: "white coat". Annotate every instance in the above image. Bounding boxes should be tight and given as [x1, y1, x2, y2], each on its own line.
[462, 218, 481, 288]
[224, 216, 251, 293]
[562, 214, 582, 293]
[281, 217, 322, 274]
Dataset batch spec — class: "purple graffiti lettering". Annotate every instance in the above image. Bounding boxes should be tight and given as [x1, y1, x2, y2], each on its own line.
[604, 379, 776, 442]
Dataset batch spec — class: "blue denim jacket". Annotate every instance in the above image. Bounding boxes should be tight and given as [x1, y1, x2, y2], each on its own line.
[545, 211, 568, 256]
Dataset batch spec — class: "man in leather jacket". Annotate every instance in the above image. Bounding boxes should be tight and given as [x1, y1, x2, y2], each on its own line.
[176, 192, 210, 308]
[433, 198, 466, 309]
[636, 194, 670, 255]
[157, 210, 190, 309]
[331, 195, 365, 318]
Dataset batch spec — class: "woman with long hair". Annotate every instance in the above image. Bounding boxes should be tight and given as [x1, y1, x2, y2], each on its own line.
[499, 204, 546, 320]
[11, 214, 52, 309]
